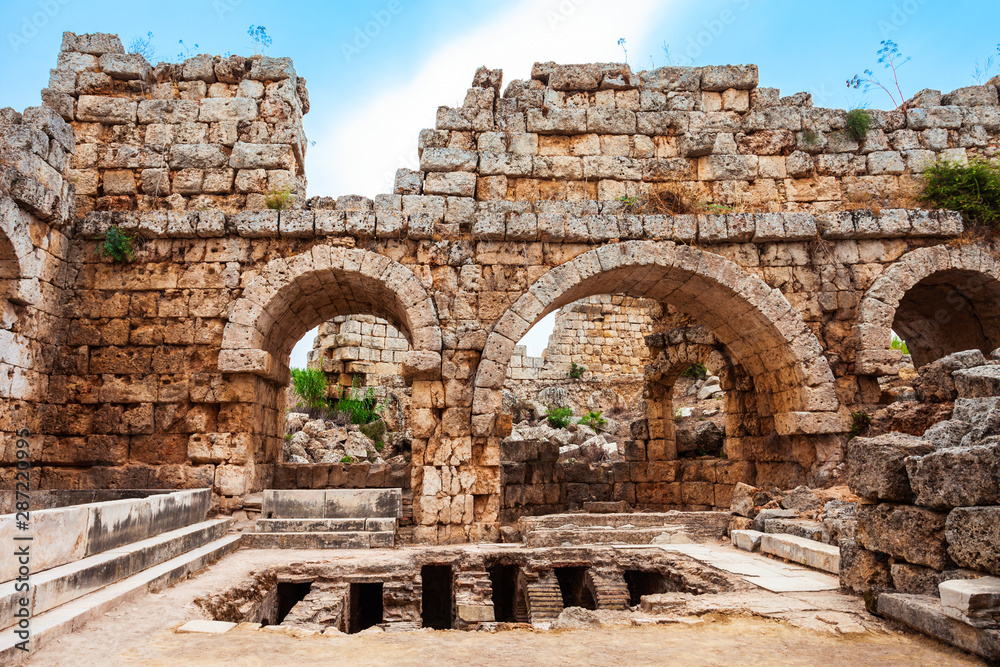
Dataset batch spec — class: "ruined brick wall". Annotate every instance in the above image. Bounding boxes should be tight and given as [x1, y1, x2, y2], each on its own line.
[400, 62, 999, 213]
[0, 104, 76, 479]
[5, 33, 1000, 545]
[46, 32, 308, 219]
[306, 315, 409, 388]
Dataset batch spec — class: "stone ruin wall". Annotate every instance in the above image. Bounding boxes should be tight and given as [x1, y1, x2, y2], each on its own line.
[306, 315, 410, 390]
[44, 32, 310, 219]
[2, 32, 1000, 543]
[504, 295, 660, 413]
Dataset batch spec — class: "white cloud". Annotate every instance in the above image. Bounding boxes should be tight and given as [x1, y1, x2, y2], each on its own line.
[310, 0, 672, 197]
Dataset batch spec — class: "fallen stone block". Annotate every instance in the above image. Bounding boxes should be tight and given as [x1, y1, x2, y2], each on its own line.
[176, 620, 237, 634]
[940, 577, 1000, 614]
[878, 593, 1000, 662]
[760, 533, 840, 574]
[730, 529, 763, 552]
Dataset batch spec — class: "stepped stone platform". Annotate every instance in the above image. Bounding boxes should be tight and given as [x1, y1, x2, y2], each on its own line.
[519, 511, 730, 547]
[246, 489, 402, 548]
[0, 489, 237, 666]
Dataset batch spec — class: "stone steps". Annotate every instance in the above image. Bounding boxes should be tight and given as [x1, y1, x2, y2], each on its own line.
[525, 578, 564, 624]
[519, 511, 730, 536]
[761, 518, 825, 542]
[732, 528, 841, 575]
[0, 518, 232, 631]
[524, 526, 700, 547]
[252, 489, 400, 549]
[0, 533, 239, 666]
[242, 531, 395, 549]
[255, 518, 395, 533]
[589, 570, 630, 610]
[878, 593, 1000, 663]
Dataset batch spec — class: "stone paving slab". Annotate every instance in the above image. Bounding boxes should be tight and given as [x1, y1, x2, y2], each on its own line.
[657, 543, 839, 592]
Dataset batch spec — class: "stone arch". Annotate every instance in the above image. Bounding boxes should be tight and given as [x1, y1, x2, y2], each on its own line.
[213, 246, 443, 497]
[220, 245, 442, 380]
[643, 326, 768, 464]
[0, 197, 39, 306]
[474, 241, 841, 438]
[856, 244, 1000, 374]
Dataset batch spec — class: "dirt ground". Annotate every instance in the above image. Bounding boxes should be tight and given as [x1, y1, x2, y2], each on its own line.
[23, 546, 987, 667]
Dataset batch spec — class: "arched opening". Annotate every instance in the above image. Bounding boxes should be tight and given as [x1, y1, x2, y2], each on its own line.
[856, 244, 1000, 377]
[476, 241, 841, 515]
[892, 268, 1000, 368]
[218, 247, 441, 503]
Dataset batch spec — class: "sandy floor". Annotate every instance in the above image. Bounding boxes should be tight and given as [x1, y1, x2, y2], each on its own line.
[24, 546, 987, 667]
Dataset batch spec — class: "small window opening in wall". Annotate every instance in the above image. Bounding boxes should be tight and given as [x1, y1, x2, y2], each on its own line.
[421, 565, 453, 629]
[624, 570, 670, 606]
[487, 564, 519, 623]
[348, 582, 384, 633]
[554, 567, 596, 610]
[275, 581, 312, 624]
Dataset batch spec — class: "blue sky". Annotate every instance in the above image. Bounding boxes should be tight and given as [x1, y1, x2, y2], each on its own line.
[3, 0, 997, 364]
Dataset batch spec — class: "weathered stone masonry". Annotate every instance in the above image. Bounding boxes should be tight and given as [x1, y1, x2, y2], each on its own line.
[2, 33, 999, 544]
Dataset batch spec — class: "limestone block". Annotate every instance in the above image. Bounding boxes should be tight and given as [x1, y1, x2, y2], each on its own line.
[526, 108, 587, 134]
[867, 151, 905, 175]
[636, 111, 689, 135]
[98, 53, 150, 80]
[697, 155, 758, 181]
[701, 65, 758, 91]
[61, 32, 124, 55]
[731, 529, 763, 552]
[946, 507, 1000, 575]
[420, 148, 477, 172]
[586, 108, 637, 134]
[76, 95, 137, 124]
[639, 67, 702, 92]
[230, 142, 294, 170]
[907, 441, 1000, 509]
[137, 99, 200, 124]
[760, 532, 840, 573]
[278, 211, 314, 237]
[857, 503, 951, 570]
[839, 538, 892, 594]
[424, 172, 476, 197]
[906, 106, 963, 130]
[177, 620, 236, 634]
[940, 577, 1000, 614]
[169, 144, 229, 169]
[249, 57, 296, 82]
[846, 433, 933, 502]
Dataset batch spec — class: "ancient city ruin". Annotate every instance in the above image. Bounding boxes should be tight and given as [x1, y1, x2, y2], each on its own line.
[1, 30, 1000, 664]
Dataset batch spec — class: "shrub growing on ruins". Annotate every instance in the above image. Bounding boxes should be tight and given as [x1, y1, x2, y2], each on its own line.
[681, 363, 708, 380]
[333, 380, 389, 426]
[920, 158, 1000, 231]
[265, 186, 293, 210]
[849, 411, 872, 438]
[890, 335, 909, 355]
[845, 109, 872, 142]
[96, 226, 136, 263]
[546, 405, 573, 429]
[290, 367, 327, 410]
[577, 411, 608, 430]
[568, 363, 585, 379]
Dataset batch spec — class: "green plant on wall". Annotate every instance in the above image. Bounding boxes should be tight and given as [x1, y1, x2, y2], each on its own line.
[546, 405, 573, 429]
[568, 362, 585, 379]
[849, 411, 873, 438]
[890, 335, 909, 355]
[95, 226, 136, 263]
[845, 109, 872, 142]
[332, 378, 389, 426]
[265, 186, 293, 210]
[577, 411, 608, 430]
[290, 367, 327, 410]
[920, 158, 1000, 231]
